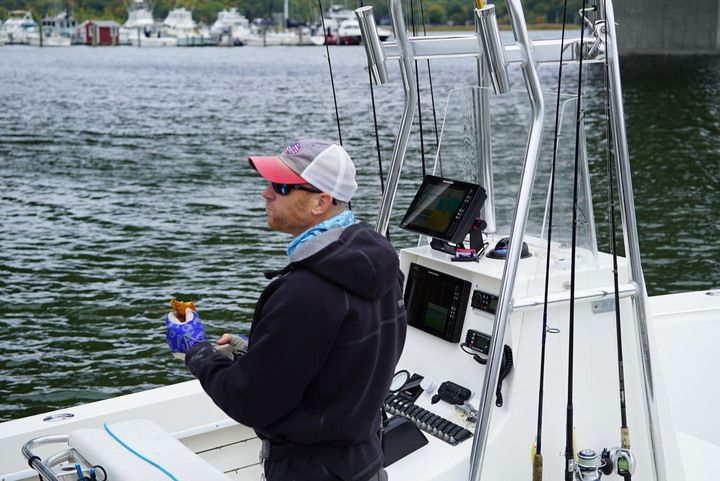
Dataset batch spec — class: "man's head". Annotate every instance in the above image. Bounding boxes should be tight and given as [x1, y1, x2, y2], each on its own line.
[248, 139, 357, 235]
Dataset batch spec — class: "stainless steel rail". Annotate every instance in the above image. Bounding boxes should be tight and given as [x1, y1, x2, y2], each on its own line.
[23, 434, 71, 481]
[467, 0, 545, 478]
[512, 282, 639, 311]
[368, 0, 417, 237]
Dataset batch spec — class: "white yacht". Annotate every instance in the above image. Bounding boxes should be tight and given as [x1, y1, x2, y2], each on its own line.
[1, 10, 37, 44]
[311, 5, 391, 45]
[162, 7, 210, 46]
[336, 17, 391, 45]
[42, 11, 79, 43]
[119, 0, 162, 45]
[210, 7, 250, 46]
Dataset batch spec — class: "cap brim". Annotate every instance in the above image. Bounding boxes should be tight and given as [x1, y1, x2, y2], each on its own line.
[248, 156, 306, 184]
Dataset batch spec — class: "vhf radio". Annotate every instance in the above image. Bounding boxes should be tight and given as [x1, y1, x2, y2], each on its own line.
[464, 329, 491, 357]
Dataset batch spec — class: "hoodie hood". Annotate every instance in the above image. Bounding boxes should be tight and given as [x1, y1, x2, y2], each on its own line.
[288, 222, 399, 300]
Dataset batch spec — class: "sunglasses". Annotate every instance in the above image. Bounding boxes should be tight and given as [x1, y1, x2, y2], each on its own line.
[271, 182, 339, 205]
[271, 183, 323, 195]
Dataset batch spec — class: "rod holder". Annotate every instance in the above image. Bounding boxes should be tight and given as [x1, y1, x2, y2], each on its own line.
[356, 6, 389, 85]
[475, 5, 511, 94]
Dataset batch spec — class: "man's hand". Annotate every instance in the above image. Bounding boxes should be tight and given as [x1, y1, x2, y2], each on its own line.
[166, 308, 207, 356]
[215, 333, 249, 360]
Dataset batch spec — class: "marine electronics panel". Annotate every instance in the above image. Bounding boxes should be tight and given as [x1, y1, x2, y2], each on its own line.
[383, 249, 508, 471]
[399, 175, 487, 246]
[404, 263, 472, 343]
[383, 176, 522, 470]
[398, 251, 506, 389]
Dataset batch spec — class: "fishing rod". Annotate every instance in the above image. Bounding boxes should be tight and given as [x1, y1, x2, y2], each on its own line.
[417, 0, 442, 176]
[599, 0, 635, 475]
[406, 0, 429, 178]
[533, 1, 571, 479]
[564, 0, 589, 479]
[316, 0, 343, 145]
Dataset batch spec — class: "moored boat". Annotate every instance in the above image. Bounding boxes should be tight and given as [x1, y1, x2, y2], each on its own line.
[162, 7, 212, 46]
[210, 7, 250, 46]
[238, 18, 314, 46]
[337, 18, 391, 45]
[42, 11, 79, 43]
[311, 5, 391, 45]
[119, 0, 163, 46]
[1, 10, 37, 44]
[128, 33, 178, 47]
[27, 28, 72, 47]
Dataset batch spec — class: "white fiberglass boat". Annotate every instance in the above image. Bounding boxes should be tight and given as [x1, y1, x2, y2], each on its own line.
[311, 5, 391, 45]
[336, 18, 391, 45]
[119, 0, 172, 46]
[210, 8, 250, 46]
[128, 34, 177, 47]
[27, 28, 72, 47]
[2, 0, 719, 480]
[162, 7, 211, 47]
[239, 18, 314, 47]
[1, 10, 37, 44]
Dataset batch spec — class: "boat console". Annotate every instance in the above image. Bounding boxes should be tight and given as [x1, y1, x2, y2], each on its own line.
[379, 168, 644, 480]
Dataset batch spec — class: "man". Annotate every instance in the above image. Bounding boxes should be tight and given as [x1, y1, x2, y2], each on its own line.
[166, 139, 407, 481]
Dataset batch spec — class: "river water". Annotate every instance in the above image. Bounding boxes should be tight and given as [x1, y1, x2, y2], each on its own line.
[1, 36, 718, 422]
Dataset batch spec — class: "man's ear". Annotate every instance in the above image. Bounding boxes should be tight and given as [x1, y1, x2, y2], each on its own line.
[311, 193, 335, 216]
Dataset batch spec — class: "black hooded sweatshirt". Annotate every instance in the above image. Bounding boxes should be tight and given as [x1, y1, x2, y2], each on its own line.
[185, 221, 407, 481]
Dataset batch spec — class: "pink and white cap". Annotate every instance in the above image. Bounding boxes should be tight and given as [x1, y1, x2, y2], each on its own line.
[248, 139, 357, 203]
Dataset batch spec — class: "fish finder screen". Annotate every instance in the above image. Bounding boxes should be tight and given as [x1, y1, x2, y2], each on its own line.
[404, 263, 471, 343]
[400, 175, 487, 245]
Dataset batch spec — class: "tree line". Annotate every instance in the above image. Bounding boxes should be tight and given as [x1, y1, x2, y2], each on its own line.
[1, 0, 582, 29]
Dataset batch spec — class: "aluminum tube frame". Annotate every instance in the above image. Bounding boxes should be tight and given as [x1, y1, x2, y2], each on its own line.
[373, 0, 417, 237]
[356, 7, 388, 85]
[22, 434, 71, 481]
[475, 5, 511, 94]
[379, 36, 585, 65]
[604, 2, 666, 480]
[512, 282, 639, 311]
[467, 0, 545, 478]
[474, 80, 497, 234]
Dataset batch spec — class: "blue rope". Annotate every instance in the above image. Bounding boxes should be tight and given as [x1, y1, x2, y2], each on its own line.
[103, 423, 180, 481]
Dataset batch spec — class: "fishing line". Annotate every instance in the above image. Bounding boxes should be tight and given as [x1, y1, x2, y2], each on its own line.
[534, 1, 570, 479]
[564, 0, 589, 478]
[316, 0, 343, 145]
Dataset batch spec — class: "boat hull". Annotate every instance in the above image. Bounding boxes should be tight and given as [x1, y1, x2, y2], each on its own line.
[129, 36, 178, 47]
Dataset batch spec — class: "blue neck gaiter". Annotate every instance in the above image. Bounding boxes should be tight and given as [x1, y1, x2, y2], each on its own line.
[287, 210, 355, 256]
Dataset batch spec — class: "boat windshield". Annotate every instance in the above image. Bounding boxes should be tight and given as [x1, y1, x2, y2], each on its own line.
[429, 86, 599, 265]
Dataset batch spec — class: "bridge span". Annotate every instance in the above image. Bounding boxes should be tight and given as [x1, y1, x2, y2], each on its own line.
[615, 0, 720, 54]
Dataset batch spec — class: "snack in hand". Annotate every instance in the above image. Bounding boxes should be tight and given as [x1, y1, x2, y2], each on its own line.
[170, 300, 196, 322]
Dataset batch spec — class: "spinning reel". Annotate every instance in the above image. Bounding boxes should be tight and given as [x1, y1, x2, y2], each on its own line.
[570, 447, 636, 481]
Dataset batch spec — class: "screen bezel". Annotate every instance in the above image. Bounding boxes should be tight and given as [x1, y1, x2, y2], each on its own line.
[399, 175, 487, 246]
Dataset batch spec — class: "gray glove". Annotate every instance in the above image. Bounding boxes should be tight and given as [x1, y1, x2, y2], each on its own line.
[214, 334, 248, 361]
